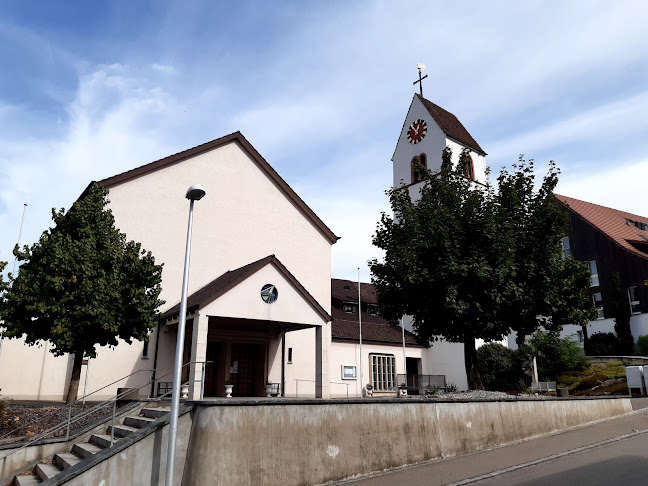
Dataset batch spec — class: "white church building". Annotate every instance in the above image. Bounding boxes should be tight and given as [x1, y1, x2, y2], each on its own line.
[0, 94, 487, 401]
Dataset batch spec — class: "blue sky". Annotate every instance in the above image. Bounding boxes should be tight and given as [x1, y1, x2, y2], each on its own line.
[1, 0, 648, 282]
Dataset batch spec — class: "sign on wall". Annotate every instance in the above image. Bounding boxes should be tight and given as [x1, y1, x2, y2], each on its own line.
[342, 365, 357, 380]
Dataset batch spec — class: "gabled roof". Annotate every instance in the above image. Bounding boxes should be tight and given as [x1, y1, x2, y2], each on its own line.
[330, 278, 420, 345]
[95, 131, 339, 244]
[416, 94, 486, 155]
[160, 255, 331, 322]
[331, 278, 378, 304]
[555, 194, 648, 261]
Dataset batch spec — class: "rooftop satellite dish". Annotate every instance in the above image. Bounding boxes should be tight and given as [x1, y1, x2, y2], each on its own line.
[417, 63, 426, 72]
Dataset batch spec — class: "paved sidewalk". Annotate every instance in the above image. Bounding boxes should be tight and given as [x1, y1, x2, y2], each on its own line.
[332, 400, 648, 486]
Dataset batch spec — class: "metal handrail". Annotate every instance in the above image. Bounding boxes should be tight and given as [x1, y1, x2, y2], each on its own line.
[329, 381, 350, 399]
[0, 361, 209, 485]
[0, 368, 155, 442]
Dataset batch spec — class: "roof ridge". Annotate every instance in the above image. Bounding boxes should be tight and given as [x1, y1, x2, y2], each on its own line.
[415, 94, 486, 155]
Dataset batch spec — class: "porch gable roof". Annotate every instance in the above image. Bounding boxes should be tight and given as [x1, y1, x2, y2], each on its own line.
[160, 255, 331, 323]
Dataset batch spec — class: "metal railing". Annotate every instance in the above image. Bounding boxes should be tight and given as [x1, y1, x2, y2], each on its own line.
[0, 361, 210, 485]
[396, 374, 446, 391]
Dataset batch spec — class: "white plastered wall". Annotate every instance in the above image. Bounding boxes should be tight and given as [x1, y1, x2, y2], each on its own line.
[329, 341, 424, 398]
[1, 140, 333, 401]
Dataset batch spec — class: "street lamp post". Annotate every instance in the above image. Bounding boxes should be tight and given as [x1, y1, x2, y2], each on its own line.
[164, 184, 206, 486]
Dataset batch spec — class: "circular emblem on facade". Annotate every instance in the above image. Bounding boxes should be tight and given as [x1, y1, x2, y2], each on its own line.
[260, 284, 278, 304]
[407, 119, 427, 144]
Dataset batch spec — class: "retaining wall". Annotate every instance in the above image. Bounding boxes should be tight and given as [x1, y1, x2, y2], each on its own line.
[182, 397, 632, 486]
[42, 397, 632, 486]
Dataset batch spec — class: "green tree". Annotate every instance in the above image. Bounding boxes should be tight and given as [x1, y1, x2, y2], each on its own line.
[611, 272, 633, 354]
[370, 148, 514, 389]
[1, 183, 164, 403]
[370, 150, 595, 389]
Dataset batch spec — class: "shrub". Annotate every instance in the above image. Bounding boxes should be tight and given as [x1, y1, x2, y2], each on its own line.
[524, 331, 587, 380]
[477, 342, 523, 391]
[638, 335, 648, 356]
[587, 332, 622, 356]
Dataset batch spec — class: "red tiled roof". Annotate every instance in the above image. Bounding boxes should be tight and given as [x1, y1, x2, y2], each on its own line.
[330, 278, 420, 345]
[555, 194, 648, 261]
[417, 94, 486, 155]
[94, 132, 339, 245]
[161, 255, 331, 322]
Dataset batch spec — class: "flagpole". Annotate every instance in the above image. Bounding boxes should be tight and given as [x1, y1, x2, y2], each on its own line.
[401, 316, 406, 388]
[358, 268, 363, 399]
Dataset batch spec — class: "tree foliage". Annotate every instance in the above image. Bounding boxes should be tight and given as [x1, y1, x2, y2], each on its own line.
[370, 149, 596, 389]
[0, 183, 164, 403]
[522, 330, 587, 380]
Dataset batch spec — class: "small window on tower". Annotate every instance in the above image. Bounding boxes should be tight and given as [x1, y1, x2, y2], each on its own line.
[411, 156, 422, 184]
[461, 151, 474, 180]
[287, 347, 293, 363]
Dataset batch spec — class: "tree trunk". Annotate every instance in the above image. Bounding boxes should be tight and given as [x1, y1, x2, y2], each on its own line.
[66, 352, 84, 404]
[464, 338, 484, 390]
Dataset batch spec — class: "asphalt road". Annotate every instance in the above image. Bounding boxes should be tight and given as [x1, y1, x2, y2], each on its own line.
[332, 400, 648, 486]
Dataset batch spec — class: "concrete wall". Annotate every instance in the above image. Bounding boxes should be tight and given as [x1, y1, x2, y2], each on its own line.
[179, 398, 632, 486]
[58, 411, 192, 486]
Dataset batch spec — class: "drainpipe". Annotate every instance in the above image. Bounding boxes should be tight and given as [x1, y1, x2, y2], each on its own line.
[281, 332, 286, 397]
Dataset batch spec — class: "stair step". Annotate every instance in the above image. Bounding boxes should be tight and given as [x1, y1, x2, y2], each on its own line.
[90, 433, 119, 448]
[34, 463, 60, 482]
[53, 452, 82, 470]
[72, 442, 104, 459]
[106, 424, 138, 438]
[14, 473, 41, 486]
[124, 415, 156, 428]
[141, 407, 170, 419]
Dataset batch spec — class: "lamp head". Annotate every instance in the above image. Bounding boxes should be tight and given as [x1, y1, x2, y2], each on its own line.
[417, 63, 426, 72]
[186, 184, 206, 201]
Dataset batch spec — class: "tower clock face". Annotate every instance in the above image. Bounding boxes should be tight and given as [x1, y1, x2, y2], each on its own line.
[407, 119, 427, 144]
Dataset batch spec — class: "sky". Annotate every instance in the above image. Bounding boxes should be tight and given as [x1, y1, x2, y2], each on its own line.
[1, 0, 648, 283]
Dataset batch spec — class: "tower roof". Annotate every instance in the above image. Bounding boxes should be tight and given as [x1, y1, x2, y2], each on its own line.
[416, 94, 486, 155]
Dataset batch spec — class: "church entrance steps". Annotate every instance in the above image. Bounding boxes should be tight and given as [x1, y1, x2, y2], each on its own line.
[8, 405, 171, 486]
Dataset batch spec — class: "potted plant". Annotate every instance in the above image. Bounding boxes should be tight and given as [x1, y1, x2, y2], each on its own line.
[224, 380, 233, 398]
[364, 384, 373, 397]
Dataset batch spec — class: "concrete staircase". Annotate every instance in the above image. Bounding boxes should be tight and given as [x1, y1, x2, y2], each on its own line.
[11, 407, 170, 486]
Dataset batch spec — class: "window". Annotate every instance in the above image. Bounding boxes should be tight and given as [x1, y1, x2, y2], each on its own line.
[371, 354, 396, 391]
[142, 337, 149, 358]
[592, 293, 604, 319]
[342, 303, 355, 313]
[461, 151, 474, 181]
[287, 347, 293, 363]
[411, 153, 427, 184]
[561, 237, 572, 258]
[576, 330, 584, 343]
[628, 286, 641, 314]
[368, 305, 378, 315]
[588, 260, 599, 287]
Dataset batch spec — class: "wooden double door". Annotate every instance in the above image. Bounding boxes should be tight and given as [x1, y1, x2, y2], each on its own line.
[204, 341, 265, 397]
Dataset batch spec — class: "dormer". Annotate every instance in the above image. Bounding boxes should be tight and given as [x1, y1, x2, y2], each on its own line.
[392, 94, 487, 199]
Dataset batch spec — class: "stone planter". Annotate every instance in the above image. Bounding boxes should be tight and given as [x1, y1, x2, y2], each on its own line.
[225, 384, 233, 398]
[557, 387, 569, 398]
[180, 385, 190, 399]
[265, 384, 274, 397]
